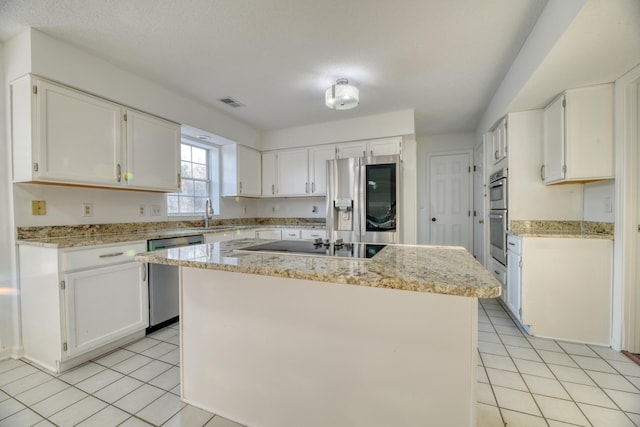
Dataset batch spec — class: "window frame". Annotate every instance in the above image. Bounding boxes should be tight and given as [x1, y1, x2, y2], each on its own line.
[167, 137, 220, 217]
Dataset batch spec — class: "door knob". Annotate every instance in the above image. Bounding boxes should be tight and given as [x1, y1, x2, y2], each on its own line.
[431, 218, 436, 222]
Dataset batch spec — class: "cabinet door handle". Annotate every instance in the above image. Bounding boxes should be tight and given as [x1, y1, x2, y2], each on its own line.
[141, 263, 147, 282]
[508, 242, 516, 246]
[540, 165, 546, 181]
[311, 182, 315, 193]
[116, 164, 122, 182]
[494, 270, 500, 275]
[177, 173, 181, 190]
[272, 184, 275, 195]
[494, 150, 499, 160]
[239, 181, 243, 193]
[305, 182, 309, 193]
[99, 252, 124, 258]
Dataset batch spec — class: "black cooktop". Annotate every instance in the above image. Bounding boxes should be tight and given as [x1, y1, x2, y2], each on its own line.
[238, 240, 386, 259]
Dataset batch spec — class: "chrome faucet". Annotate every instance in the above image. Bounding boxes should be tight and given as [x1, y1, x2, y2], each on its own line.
[204, 198, 214, 228]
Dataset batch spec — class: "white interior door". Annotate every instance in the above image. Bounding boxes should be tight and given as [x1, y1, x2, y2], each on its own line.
[473, 143, 485, 265]
[428, 152, 472, 251]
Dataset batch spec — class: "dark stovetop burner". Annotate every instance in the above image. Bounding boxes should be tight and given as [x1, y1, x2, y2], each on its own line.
[237, 240, 386, 259]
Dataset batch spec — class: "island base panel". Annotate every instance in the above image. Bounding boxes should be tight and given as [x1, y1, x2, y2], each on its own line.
[181, 267, 478, 427]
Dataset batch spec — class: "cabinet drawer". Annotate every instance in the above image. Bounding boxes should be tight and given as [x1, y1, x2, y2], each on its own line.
[507, 235, 522, 255]
[282, 229, 301, 240]
[255, 229, 282, 240]
[300, 229, 326, 240]
[61, 241, 147, 272]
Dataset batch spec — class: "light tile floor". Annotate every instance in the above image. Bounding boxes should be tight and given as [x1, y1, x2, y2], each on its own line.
[0, 323, 243, 427]
[0, 300, 639, 426]
[477, 298, 640, 427]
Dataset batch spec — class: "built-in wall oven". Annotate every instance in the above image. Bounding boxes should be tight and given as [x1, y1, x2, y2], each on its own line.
[489, 169, 508, 266]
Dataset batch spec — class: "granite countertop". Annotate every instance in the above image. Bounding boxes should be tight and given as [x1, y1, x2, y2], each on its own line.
[16, 225, 323, 249]
[509, 220, 614, 240]
[509, 230, 613, 239]
[135, 239, 501, 298]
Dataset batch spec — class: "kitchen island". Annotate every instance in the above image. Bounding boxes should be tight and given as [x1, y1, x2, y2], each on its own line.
[136, 240, 500, 427]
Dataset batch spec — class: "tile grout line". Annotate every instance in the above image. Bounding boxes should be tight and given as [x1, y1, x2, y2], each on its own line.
[480, 300, 551, 427]
[4, 333, 183, 426]
[488, 298, 640, 426]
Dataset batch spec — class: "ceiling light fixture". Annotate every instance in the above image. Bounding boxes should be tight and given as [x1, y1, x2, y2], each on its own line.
[325, 78, 359, 110]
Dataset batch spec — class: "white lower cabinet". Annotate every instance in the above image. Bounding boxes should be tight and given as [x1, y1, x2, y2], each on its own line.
[255, 229, 282, 240]
[301, 229, 326, 240]
[19, 241, 148, 372]
[282, 229, 301, 240]
[506, 235, 522, 322]
[64, 262, 147, 357]
[489, 259, 507, 304]
[205, 231, 236, 243]
[514, 237, 612, 345]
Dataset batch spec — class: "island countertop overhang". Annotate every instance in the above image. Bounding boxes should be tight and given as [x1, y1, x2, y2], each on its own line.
[135, 239, 501, 298]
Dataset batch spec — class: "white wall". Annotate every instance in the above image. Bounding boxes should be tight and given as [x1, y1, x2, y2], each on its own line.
[507, 110, 584, 221]
[25, 29, 260, 148]
[416, 133, 476, 244]
[256, 197, 326, 219]
[12, 184, 259, 226]
[477, 0, 586, 136]
[0, 43, 20, 358]
[261, 110, 415, 151]
[584, 180, 615, 222]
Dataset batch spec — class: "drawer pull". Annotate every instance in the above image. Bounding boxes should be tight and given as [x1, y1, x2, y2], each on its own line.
[494, 270, 500, 275]
[99, 252, 124, 258]
[508, 242, 516, 246]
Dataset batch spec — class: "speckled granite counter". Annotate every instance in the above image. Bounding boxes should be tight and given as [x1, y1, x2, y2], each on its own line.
[510, 220, 613, 239]
[16, 218, 325, 248]
[16, 226, 248, 248]
[135, 239, 501, 298]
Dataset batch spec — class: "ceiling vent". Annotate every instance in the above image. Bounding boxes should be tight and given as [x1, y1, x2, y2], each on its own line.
[217, 96, 245, 108]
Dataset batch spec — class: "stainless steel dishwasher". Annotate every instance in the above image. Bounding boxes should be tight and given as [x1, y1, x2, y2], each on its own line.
[147, 234, 204, 333]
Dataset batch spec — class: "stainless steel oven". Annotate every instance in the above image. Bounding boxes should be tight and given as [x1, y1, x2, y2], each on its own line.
[489, 168, 508, 210]
[489, 168, 508, 266]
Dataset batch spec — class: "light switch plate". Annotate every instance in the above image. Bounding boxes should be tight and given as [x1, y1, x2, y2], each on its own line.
[31, 200, 46, 215]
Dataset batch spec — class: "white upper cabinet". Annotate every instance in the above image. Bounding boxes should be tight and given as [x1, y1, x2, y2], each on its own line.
[277, 148, 309, 196]
[222, 144, 261, 197]
[261, 145, 336, 197]
[11, 75, 180, 192]
[261, 151, 277, 197]
[125, 110, 180, 191]
[337, 141, 367, 158]
[13, 76, 123, 186]
[336, 137, 402, 159]
[369, 137, 402, 157]
[542, 84, 613, 184]
[491, 118, 507, 164]
[308, 145, 336, 195]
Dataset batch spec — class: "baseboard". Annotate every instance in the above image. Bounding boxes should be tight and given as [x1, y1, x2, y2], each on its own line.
[0, 345, 23, 362]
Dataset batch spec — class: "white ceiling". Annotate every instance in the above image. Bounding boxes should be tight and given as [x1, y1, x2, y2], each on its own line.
[0, 1, 637, 137]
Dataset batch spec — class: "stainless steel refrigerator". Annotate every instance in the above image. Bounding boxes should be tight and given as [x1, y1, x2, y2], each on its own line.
[326, 155, 401, 243]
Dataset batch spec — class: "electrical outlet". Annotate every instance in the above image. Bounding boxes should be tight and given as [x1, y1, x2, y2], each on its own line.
[31, 200, 46, 215]
[138, 205, 146, 217]
[82, 203, 93, 217]
[151, 205, 161, 216]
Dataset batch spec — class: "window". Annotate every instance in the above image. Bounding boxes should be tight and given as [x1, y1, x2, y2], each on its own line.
[167, 141, 220, 216]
